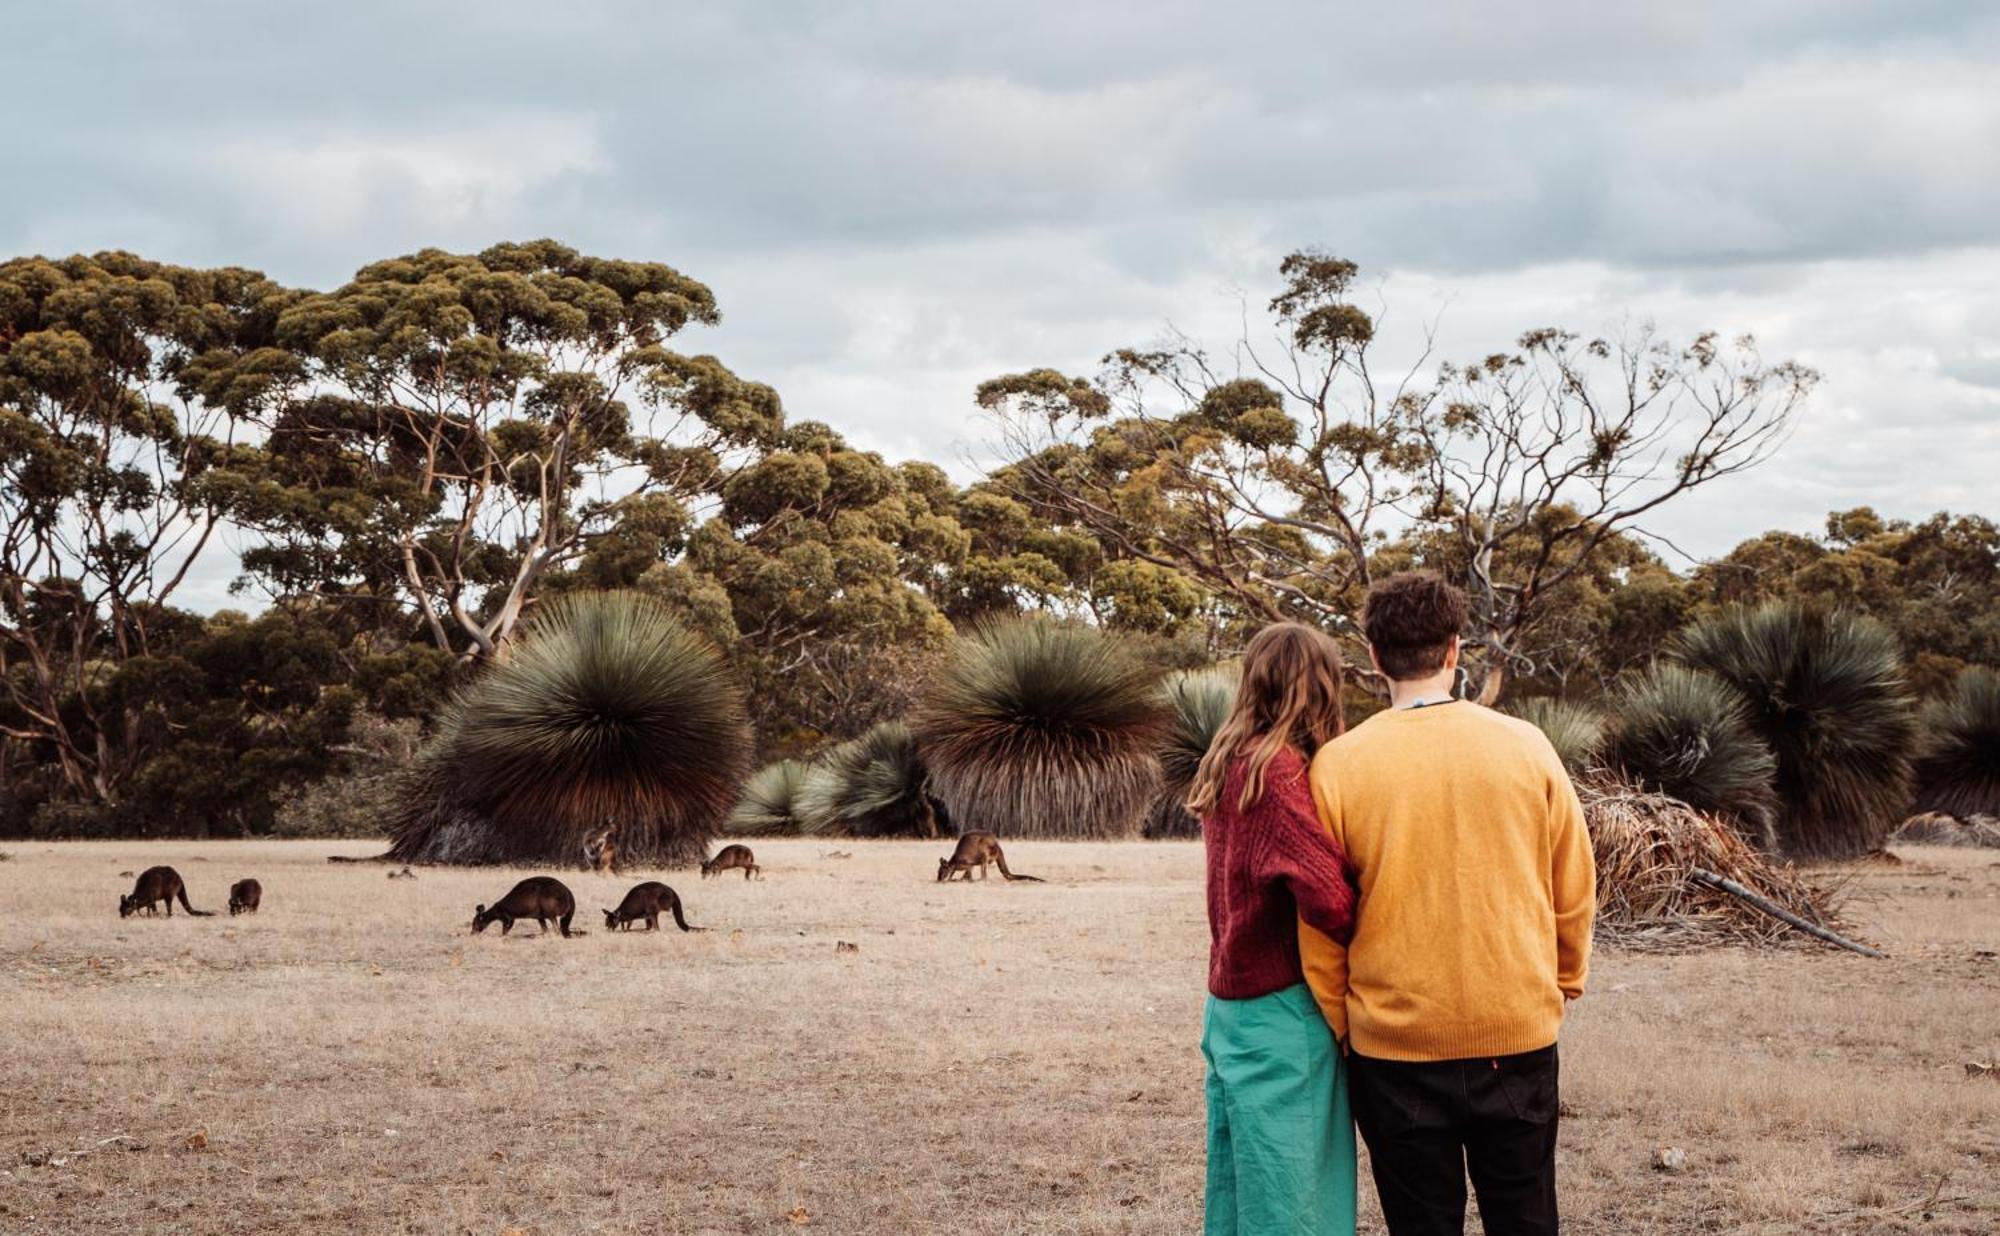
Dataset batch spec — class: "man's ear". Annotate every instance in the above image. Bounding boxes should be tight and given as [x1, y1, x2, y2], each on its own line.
[1442, 635, 1461, 671]
[1366, 643, 1385, 678]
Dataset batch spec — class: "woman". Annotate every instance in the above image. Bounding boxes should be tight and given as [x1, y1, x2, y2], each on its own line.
[1188, 621, 1358, 1235]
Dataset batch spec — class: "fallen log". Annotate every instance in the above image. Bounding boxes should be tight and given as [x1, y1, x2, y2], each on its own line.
[1688, 867, 1886, 958]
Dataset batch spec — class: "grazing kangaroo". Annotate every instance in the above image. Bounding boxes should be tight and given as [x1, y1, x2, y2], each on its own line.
[228, 879, 262, 916]
[602, 882, 702, 932]
[937, 832, 1042, 883]
[471, 877, 577, 937]
[118, 867, 215, 917]
[700, 844, 759, 880]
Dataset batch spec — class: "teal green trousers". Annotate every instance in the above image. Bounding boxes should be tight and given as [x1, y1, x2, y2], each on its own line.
[1201, 983, 1357, 1236]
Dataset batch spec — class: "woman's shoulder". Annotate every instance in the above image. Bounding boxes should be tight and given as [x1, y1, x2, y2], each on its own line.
[1264, 743, 1309, 772]
[1258, 743, 1314, 796]
[1229, 740, 1306, 775]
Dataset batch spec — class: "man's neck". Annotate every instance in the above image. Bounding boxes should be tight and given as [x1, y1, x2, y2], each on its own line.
[1387, 671, 1458, 710]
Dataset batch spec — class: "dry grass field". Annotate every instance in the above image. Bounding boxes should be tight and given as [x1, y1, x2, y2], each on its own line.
[1, 838, 1995, 1234]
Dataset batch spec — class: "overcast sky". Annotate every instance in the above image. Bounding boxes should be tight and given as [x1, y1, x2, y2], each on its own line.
[7, 2, 1997, 606]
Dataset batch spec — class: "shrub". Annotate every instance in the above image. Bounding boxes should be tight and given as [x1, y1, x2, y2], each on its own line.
[1506, 696, 1609, 777]
[912, 618, 1166, 838]
[1606, 665, 1779, 848]
[387, 591, 751, 867]
[1674, 603, 1915, 858]
[1910, 665, 2000, 820]
[272, 716, 423, 839]
[794, 722, 943, 837]
[1146, 668, 1237, 839]
[727, 759, 817, 836]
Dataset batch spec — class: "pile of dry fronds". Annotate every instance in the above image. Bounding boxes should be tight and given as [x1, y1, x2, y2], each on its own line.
[1890, 812, 2000, 848]
[1582, 778, 1847, 951]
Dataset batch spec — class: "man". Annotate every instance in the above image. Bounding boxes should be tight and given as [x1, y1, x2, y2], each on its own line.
[1301, 571, 1595, 1235]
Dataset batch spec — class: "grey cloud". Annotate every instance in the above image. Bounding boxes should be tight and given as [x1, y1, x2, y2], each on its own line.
[10, 2, 1999, 275]
[5, 2, 1998, 567]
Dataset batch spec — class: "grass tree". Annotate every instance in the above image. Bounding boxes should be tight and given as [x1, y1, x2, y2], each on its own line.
[794, 722, 943, 837]
[1505, 697, 1610, 778]
[1673, 602, 1915, 858]
[387, 591, 751, 867]
[1605, 665, 1779, 849]
[728, 759, 817, 835]
[913, 618, 1167, 839]
[1911, 665, 2000, 820]
[1146, 668, 1238, 839]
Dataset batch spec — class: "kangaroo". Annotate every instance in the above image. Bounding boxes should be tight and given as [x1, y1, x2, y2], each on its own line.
[227, 878, 262, 916]
[118, 866, 215, 917]
[700, 844, 759, 880]
[471, 877, 577, 937]
[602, 881, 702, 932]
[937, 832, 1042, 883]
[582, 824, 618, 874]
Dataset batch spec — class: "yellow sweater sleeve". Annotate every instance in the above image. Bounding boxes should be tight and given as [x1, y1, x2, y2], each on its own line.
[1550, 763, 1596, 1000]
[1299, 752, 1350, 1042]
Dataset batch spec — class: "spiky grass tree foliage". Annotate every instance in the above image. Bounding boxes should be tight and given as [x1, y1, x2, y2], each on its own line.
[1146, 668, 1238, 839]
[728, 760, 816, 835]
[913, 618, 1168, 839]
[387, 592, 751, 867]
[794, 721, 943, 837]
[1911, 665, 2000, 820]
[1606, 665, 1780, 849]
[1674, 603, 1916, 859]
[1505, 697, 1609, 778]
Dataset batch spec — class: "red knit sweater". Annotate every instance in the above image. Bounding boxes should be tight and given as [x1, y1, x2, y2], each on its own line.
[1204, 745, 1357, 1000]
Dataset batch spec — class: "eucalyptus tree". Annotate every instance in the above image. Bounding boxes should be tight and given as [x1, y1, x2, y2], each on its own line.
[239, 240, 783, 662]
[0, 251, 287, 805]
[622, 421, 964, 750]
[979, 251, 1817, 700]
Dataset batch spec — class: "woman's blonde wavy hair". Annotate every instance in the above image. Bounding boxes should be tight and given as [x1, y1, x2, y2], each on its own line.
[1185, 622, 1346, 816]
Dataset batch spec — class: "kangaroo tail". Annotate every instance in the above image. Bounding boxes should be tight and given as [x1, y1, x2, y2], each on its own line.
[327, 852, 394, 864]
[669, 894, 704, 932]
[995, 859, 1043, 882]
[177, 887, 217, 915]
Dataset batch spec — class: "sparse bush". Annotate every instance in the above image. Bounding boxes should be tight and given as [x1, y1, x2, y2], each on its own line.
[272, 716, 422, 839]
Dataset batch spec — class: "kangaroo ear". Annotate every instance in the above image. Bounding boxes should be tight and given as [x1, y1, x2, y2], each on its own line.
[475, 903, 486, 915]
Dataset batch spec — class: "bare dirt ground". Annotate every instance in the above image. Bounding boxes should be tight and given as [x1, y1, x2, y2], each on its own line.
[1, 838, 1994, 1234]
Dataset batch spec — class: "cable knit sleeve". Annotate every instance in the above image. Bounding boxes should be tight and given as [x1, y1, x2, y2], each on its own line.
[1250, 749, 1357, 946]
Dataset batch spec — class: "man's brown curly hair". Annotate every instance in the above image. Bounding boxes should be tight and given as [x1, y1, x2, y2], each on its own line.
[1362, 571, 1467, 682]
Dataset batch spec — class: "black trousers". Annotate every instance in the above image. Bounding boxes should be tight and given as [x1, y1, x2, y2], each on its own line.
[1348, 1044, 1560, 1236]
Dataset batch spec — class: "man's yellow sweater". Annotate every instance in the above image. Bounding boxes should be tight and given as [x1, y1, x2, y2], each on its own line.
[1300, 701, 1595, 1061]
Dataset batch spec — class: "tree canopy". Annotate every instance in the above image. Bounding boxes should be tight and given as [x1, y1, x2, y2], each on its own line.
[2, 242, 1991, 839]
